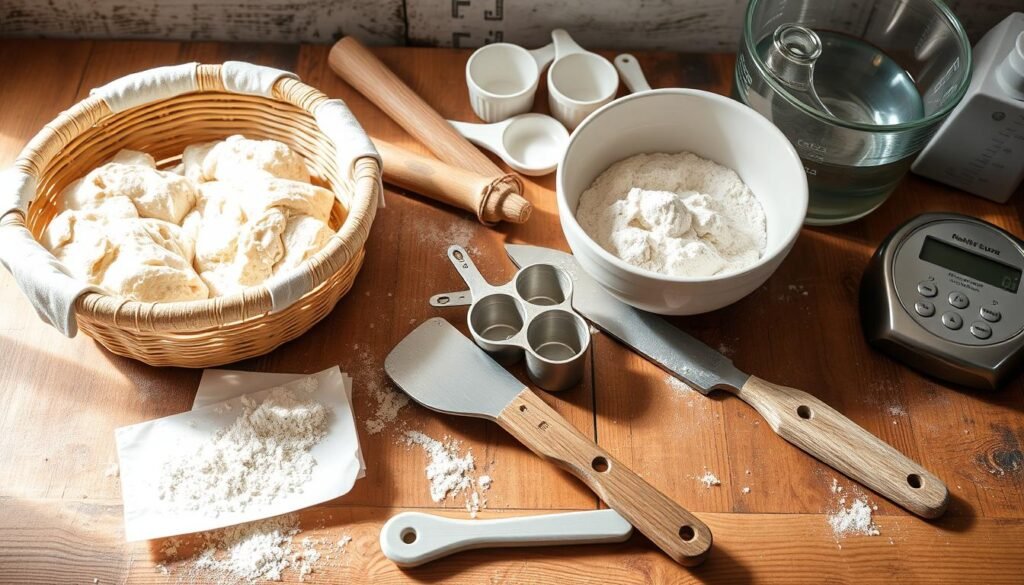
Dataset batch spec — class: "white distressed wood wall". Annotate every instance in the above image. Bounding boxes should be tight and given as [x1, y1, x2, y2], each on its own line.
[0, 0, 1018, 51]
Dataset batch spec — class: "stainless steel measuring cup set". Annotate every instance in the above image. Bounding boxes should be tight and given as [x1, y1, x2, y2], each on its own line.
[429, 245, 591, 392]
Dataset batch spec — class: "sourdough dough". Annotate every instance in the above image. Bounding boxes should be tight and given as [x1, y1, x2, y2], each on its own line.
[44, 138, 335, 302]
[183, 135, 311, 184]
[63, 158, 197, 224]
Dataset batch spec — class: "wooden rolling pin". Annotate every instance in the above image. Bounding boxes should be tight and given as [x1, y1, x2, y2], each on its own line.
[374, 139, 530, 224]
[329, 36, 531, 224]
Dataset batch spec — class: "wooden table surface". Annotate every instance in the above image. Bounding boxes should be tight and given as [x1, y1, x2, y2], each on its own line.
[1, 39, 1023, 584]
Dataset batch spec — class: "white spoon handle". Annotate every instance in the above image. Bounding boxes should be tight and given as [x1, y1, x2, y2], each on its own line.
[614, 54, 652, 93]
[380, 509, 633, 567]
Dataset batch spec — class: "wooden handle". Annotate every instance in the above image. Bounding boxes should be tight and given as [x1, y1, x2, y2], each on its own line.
[496, 389, 712, 566]
[736, 376, 949, 518]
[329, 36, 501, 177]
[373, 139, 530, 224]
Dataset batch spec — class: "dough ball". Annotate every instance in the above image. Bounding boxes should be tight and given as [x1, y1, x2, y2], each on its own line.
[43, 210, 115, 285]
[108, 149, 156, 168]
[65, 162, 197, 224]
[199, 208, 288, 296]
[274, 214, 333, 275]
[186, 135, 311, 183]
[200, 177, 334, 223]
[182, 140, 219, 183]
[185, 189, 247, 272]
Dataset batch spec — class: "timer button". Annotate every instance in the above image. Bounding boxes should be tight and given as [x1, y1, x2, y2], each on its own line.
[970, 321, 993, 340]
[942, 311, 963, 330]
[914, 301, 936, 317]
[917, 281, 938, 297]
[980, 306, 1001, 323]
[948, 291, 969, 309]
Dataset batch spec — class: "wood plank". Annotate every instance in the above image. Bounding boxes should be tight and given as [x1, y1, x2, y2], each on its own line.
[2, 499, 1023, 584]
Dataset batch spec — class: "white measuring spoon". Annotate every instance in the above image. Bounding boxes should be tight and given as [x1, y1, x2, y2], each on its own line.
[380, 509, 632, 567]
[448, 113, 569, 176]
[613, 53, 653, 93]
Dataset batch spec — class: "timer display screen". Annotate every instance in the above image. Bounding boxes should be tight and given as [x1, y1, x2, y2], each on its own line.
[919, 236, 1021, 293]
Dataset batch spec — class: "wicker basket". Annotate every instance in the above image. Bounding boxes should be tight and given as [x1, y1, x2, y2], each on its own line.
[1, 64, 379, 367]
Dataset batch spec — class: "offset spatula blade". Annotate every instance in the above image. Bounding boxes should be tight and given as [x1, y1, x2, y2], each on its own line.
[384, 318, 524, 420]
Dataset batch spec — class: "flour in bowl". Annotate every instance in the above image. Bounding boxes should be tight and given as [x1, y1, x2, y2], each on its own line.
[576, 152, 767, 278]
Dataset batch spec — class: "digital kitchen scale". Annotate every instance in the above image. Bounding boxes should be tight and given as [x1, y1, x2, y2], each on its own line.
[861, 213, 1024, 390]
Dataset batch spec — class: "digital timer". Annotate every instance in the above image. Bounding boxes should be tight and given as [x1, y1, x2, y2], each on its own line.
[860, 213, 1024, 390]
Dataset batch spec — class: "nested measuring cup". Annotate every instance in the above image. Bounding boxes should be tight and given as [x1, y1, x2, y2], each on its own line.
[431, 245, 591, 392]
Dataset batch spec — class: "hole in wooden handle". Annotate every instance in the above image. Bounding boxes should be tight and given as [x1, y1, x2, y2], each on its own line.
[591, 456, 609, 472]
[796, 405, 813, 419]
[519, 404, 527, 412]
[401, 528, 417, 544]
[907, 473, 923, 489]
[679, 525, 696, 542]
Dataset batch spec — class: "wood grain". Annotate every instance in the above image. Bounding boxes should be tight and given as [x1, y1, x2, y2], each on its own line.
[0, 41, 1023, 583]
[497, 389, 712, 566]
[736, 376, 949, 518]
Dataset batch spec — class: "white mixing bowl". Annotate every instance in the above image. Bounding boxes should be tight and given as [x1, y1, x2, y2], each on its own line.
[557, 89, 808, 315]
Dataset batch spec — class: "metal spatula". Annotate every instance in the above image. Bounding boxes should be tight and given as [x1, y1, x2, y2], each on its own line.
[385, 318, 712, 566]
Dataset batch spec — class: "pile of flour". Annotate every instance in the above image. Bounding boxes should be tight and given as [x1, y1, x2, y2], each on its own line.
[157, 378, 329, 515]
[403, 430, 492, 517]
[576, 152, 767, 278]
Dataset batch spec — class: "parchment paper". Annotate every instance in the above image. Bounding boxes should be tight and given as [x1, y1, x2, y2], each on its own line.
[116, 366, 363, 541]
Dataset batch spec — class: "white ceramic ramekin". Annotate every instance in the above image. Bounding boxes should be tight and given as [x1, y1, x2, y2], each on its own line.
[466, 42, 555, 123]
[557, 89, 808, 315]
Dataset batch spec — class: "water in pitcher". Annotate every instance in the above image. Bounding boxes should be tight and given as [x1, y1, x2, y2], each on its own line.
[754, 30, 926, 223]
[741, 29, 933, 226]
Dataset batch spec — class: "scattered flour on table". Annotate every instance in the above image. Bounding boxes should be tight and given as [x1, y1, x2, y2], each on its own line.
[828, 498, 880, 537]
[157, 377, 327, 515]
[352, 344, 409, 435]
[404, 430, 492, 517]
[576, 152, 767, 278]
[414, 217, 479, 256]
[826, 477, 880, 538]
[887, 403, 907, 417]
[741, 486, 751, 494]
[697, 470, 721, 488]
[154, 514, 354, 583]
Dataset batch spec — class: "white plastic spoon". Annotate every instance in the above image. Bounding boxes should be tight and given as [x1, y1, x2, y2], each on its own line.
[614, 53, 653, 93]
[380, 509, 633, 567]
[448, 113, 569, 176]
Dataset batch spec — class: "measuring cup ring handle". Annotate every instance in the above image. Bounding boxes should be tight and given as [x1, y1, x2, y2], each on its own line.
[447, 244, 493, 295]
[551, 29, 586, 59]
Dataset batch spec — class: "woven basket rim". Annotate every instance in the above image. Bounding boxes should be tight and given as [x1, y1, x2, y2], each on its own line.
[5, 62, 379, 331]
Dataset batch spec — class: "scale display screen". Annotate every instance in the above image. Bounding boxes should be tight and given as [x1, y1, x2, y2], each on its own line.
[919, 236, 1021, 293]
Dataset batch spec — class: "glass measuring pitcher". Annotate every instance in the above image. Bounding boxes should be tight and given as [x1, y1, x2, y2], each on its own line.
[733, 0, 972, 225]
